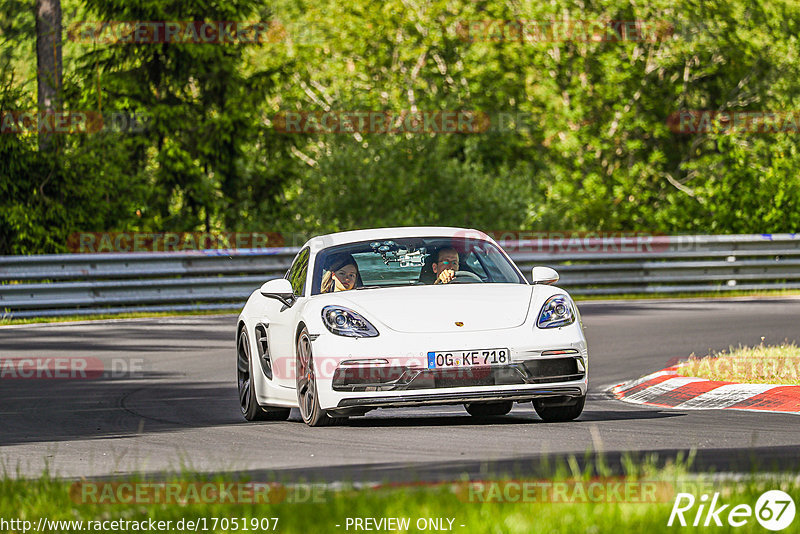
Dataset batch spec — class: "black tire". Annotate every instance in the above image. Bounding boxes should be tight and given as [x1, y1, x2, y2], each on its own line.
[237, 328, 291, 421]
[296, 328, 345, 427]
[533, 395, 585, 422]
[465, 401, 513, 417]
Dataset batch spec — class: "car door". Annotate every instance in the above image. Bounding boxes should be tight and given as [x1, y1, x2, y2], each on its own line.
[268, 247, 310, 388]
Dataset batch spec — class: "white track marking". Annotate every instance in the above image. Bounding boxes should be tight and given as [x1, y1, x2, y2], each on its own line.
[675, 384, 779, 409]
[612, 369, 676, 394]
[621, 377, 706, 404]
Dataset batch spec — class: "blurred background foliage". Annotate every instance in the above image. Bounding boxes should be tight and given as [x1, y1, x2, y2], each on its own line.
[1, 0, 799, 253]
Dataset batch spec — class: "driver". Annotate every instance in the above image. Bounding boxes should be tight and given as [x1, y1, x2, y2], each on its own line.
[432, 247, 460, 285]
[321, 253, 360, 292]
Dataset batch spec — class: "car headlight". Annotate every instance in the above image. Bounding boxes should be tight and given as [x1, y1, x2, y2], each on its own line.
[321, 306, 379, 338]
[537, 295, 576, 329]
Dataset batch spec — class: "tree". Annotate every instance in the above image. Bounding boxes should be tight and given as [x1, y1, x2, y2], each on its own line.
[35, 0, 62, 152]
[71, 0, 300, 234]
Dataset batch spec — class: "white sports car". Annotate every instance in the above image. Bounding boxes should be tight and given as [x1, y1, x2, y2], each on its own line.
[236, 227, 588, 426]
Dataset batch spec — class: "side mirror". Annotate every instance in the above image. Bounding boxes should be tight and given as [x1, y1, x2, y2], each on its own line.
[260, 278, 296, 306]
[531, 266, 559, 285]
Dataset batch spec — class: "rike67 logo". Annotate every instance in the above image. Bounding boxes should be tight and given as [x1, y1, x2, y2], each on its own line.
[668, 490, 796, 530]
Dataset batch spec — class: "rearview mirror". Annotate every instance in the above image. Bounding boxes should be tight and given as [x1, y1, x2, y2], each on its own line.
[531, 266, 559, 285]
[260, 278, 295, 306]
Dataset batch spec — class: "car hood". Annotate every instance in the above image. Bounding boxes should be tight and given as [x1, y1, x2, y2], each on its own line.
[333, 284, 533, 333]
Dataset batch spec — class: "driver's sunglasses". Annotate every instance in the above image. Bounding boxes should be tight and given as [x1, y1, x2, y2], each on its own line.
[439, 259, 459, 267]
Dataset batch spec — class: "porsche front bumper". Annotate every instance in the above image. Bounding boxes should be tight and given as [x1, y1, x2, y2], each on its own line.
[309, 322, 588, 412]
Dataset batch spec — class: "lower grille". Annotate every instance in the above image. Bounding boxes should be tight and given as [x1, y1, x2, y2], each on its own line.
[335, 386, 585, 409]
[331, 356, 584, 392]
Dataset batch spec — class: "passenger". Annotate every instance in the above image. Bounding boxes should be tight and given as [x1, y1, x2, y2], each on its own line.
[431, 247, 460, 285]
[321, 253, 360, 292]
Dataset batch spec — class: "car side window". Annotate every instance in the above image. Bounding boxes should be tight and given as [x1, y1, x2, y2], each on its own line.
[286, 247, 310, 296]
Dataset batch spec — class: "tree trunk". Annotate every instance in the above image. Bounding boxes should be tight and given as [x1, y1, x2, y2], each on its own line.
[35, 0, 62, 152]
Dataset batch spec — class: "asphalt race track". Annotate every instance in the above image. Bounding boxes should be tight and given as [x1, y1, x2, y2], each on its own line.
[2, 298, 799, 482]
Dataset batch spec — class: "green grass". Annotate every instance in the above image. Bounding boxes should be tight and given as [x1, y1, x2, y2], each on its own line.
[2, 458, 799, 533]
[676, 342, 800, 385]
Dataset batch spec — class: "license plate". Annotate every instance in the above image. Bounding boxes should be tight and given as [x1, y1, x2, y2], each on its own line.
[427, 348, 510, 369]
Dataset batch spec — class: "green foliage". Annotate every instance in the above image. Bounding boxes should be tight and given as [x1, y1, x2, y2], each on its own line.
[290, 135, 536, 231]
[2, 0, 800, 254]
[0, 58, 142, 253]
[273, 0, 800, 236]
[70, 0, 298, 233]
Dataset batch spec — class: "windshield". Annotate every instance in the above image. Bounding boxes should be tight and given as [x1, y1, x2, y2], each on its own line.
[310, 237, 526, 295]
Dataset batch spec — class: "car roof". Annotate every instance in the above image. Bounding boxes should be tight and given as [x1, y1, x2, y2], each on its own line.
[302, 226, 494, 253]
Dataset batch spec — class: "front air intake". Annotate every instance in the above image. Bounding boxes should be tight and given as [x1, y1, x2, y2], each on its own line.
[254, 324, 273, 380]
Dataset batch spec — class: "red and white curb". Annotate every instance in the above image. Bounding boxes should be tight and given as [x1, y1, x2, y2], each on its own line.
[609, 366, 800, 415]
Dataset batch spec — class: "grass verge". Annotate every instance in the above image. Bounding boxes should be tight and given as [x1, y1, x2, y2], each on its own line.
[2, 457, 799, 533]
[0, 309, 241, 326]
[676, 342, 800, 385]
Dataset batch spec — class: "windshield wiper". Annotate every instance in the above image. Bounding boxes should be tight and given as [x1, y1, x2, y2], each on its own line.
[356, 283, 412, 290]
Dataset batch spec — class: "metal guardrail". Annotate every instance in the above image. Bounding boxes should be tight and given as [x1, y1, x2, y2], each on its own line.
[2, 234, 799, 318]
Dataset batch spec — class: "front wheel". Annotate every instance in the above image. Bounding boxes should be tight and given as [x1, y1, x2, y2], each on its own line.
[296, 328, 344, 427]
[237, 329, 291, 421]
[533, 395, 585, 422]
